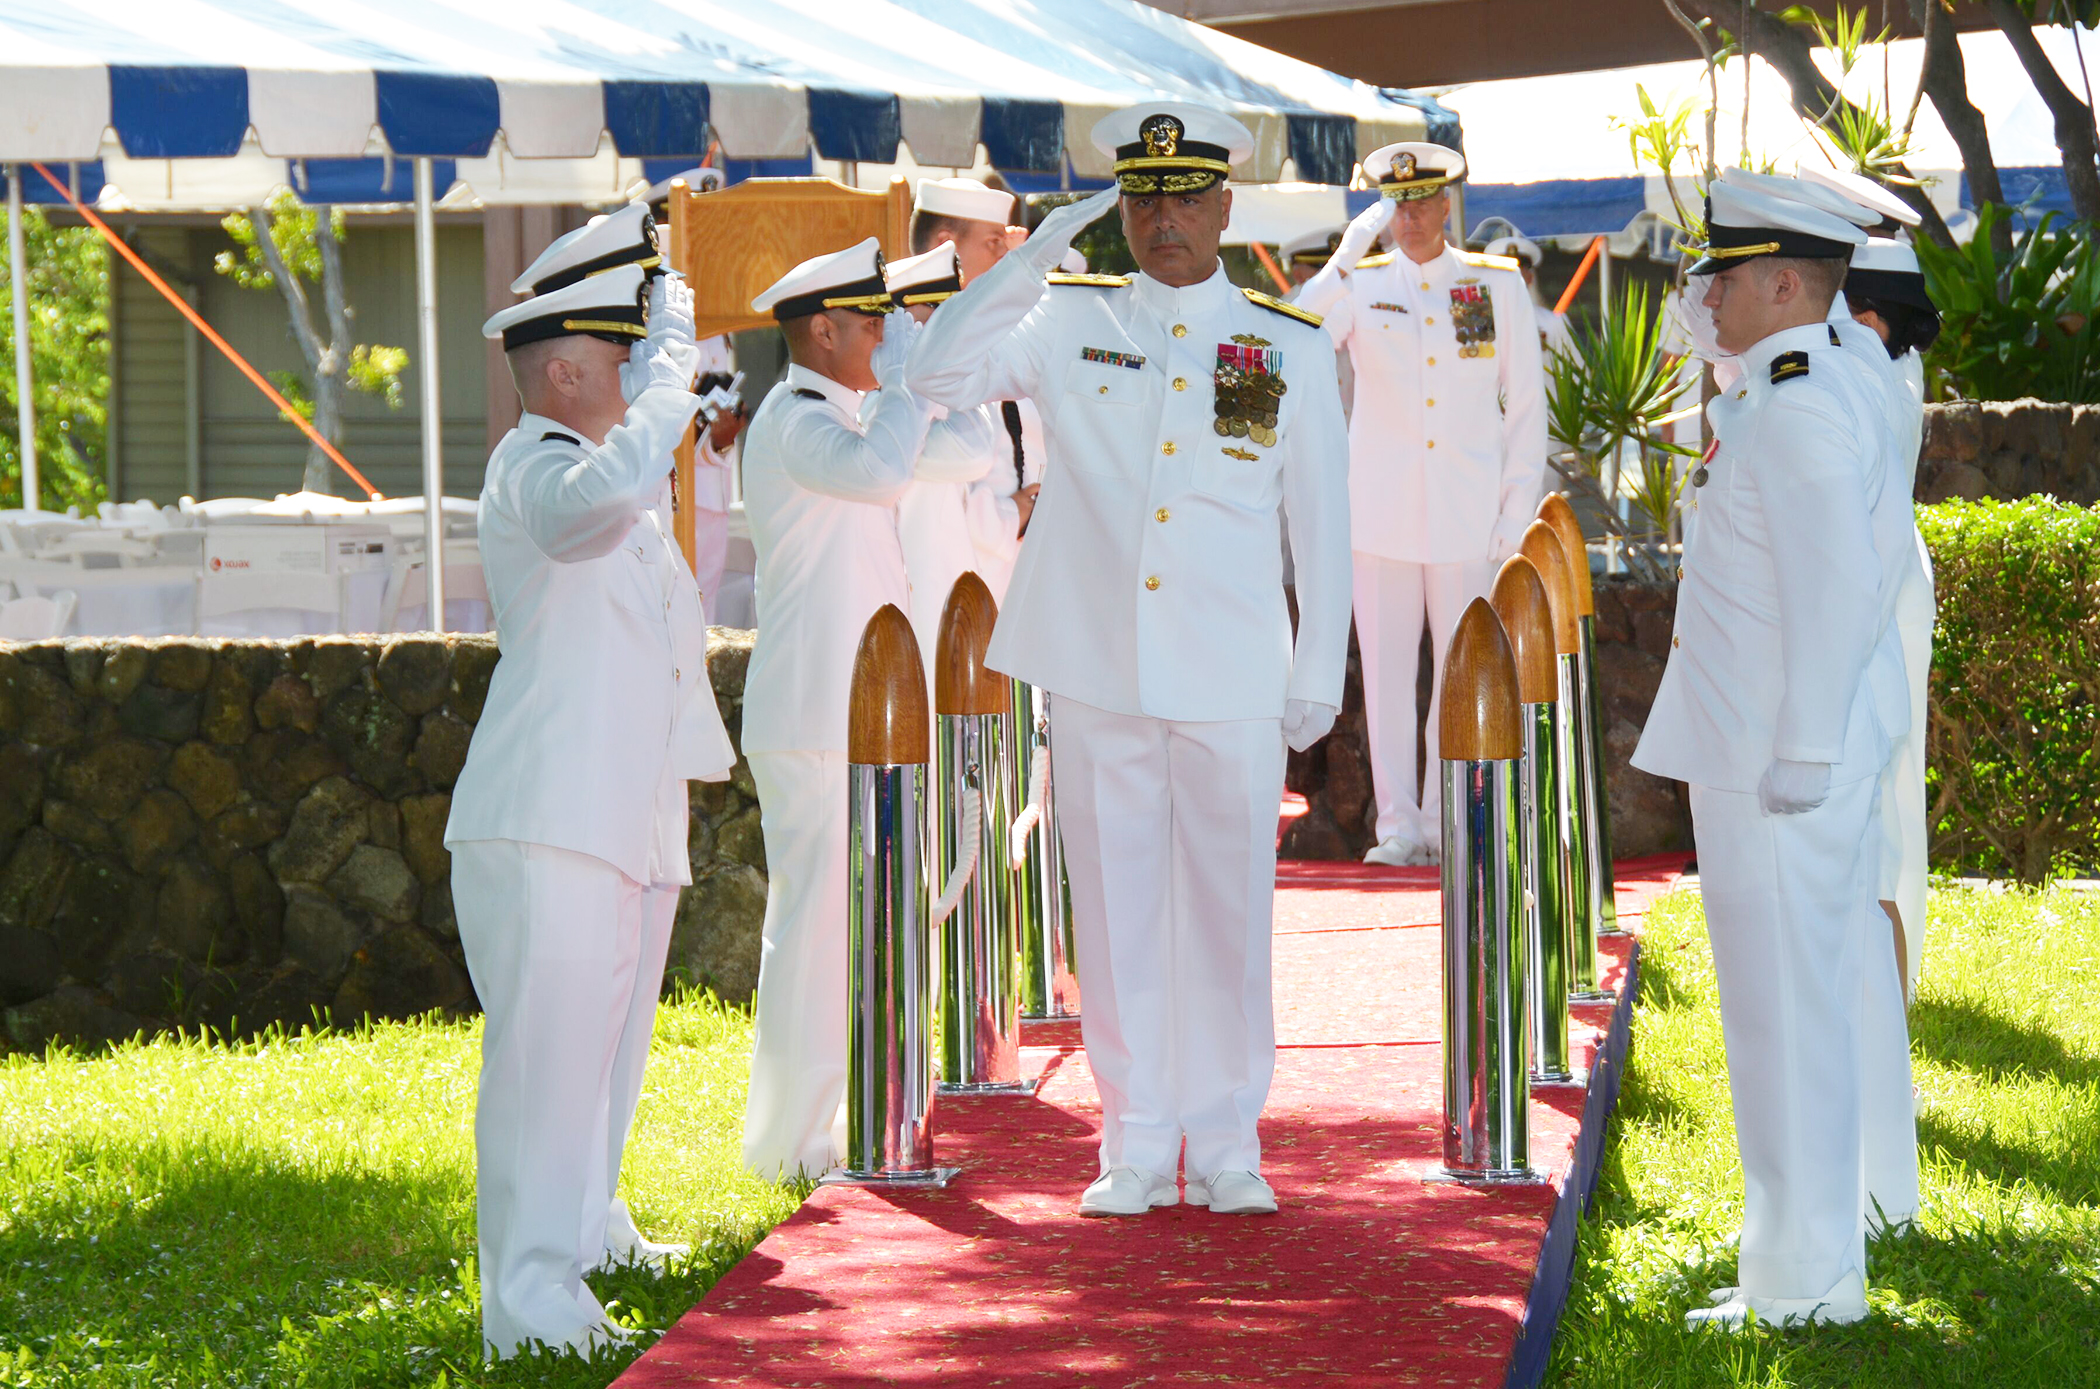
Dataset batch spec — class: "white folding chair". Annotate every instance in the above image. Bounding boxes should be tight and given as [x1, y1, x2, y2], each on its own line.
[0, 590, 78, 640]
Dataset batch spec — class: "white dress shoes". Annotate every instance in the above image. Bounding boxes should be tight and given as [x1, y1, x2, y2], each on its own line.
[1185, 1170, 1278, 1215]
[1078, 1165, 1179, 1217]
[1362, 835, 1427, 867]
[1686, 1270, 1867, 1331]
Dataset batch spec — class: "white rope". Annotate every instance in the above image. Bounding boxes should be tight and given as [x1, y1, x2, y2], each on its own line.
[1008, 744, 1050, 871]
[929, 781, 982, 928]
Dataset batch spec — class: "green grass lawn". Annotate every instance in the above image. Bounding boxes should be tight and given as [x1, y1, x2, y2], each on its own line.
[0, 990, 802, 1388]
[1549, 885, 2100, 1387]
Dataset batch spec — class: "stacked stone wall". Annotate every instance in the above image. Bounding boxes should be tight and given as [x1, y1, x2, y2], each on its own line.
[1917, 399, 2100, 505]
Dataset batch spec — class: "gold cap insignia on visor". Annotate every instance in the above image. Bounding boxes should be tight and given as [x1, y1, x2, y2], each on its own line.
[1142, 114, 1182, 159]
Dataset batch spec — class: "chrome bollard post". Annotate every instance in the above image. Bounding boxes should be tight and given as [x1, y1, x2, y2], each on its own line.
[933, 575, 1033, 1094]
[1490, 556, 1576, 1086]
[1542, 494, 1622, 937]
[1435, 599, 1540, 1183]
[1013, 680, 1081, 1021]
[825, 604, 957, 1188]
[1522, 522, 1613, 1005]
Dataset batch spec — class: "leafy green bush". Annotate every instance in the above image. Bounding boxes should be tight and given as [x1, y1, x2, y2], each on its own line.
[1922, 497, 2100, 882]
[1916, 205, 2100, 404]
[0, 206, 108, 511]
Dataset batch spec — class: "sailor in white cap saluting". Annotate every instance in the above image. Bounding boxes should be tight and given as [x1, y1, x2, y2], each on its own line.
[1633, 176, 1910, 1329]
[907, 101, 1352, 1217]
[738, 238, 991, 1179]
[448, 260, 735, 1358]
[1294, 143, 1548, 866]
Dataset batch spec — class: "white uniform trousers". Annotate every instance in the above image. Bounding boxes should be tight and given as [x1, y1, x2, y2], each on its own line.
[691, 504, 730, 626]
[1352, 553, 1494, 843]
[1689, 777, 1913, 1299]
[1052, 696, 1286, 1178]
[741, 750, 850, 1179]
[452, 838, 678, 1359]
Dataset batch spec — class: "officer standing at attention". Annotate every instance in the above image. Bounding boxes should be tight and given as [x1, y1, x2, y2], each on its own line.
[907, 101, 1352, 1218]
[738, 239, 990, 1180]
[1295, 144, 1547, 866]
[449, 263, 736, 1358]
[1633, 179, 1909, 1330]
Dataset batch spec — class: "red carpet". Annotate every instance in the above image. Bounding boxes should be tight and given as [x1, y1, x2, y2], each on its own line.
[617, 854, 1686, 1389]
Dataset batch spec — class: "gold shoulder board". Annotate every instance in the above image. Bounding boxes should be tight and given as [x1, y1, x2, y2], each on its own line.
[1047, 273, 1132, 288]
[1241, 287, 1323, 328]
[1456, 250, 1522, 272]
[1354, 252, 1394, 269]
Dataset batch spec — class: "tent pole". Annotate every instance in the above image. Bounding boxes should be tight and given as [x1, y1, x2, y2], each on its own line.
[413, 157, 447, 633]
[8, 164, 36, 511]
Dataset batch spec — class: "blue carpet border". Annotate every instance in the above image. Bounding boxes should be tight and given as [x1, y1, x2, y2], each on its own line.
[1503, 939, 1641, 1389]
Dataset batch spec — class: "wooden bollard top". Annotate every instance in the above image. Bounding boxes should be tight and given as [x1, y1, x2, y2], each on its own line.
[1537, 492, 1595, 616]
[1489, 556, 1559, 705]
[1440, 598, 1523, 762]
[848, 603, 930, 764]
[1518, 522, 1581, 656]
[935, 572, 1005, 716]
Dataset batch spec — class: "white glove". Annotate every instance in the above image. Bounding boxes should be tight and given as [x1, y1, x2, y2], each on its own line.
[1487, 514, 1531, 564]
[1758, 759, 1831, 816]
[870, 308, 920, 388]
[1020, 186, 1122, 276]
[649, 270, 697, 345]
[1331, 198, 1397, 274]
[1282, 699, 1339, 753]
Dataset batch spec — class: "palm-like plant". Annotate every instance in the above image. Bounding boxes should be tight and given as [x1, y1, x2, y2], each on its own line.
[1546, 284, 1701, 579]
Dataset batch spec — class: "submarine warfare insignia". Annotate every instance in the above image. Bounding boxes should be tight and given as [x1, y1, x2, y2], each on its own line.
[1213, 340, 1286, 448]
[1449, 280, 1496, 358]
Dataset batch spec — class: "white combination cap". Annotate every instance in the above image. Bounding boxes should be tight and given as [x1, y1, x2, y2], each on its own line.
[1281, 225, 1345, 266]
[1688, 177, 1868, 274]
[637, 165, 725, 206]
[885, 243, 963, 305]
[484, 262, 649, 350]
[1716, 165, 1878, 229]
[1483, 233, 1542, 266]
[1847, 236, 1935, 310]
[1796, 164, 1921, 229]
[751, 236, 893, 320]
[1364, 142, 1465, 201]
[914, 176, 1015, 226]
[511, 202, 660, 296]
[1091, 102, 1252, 195]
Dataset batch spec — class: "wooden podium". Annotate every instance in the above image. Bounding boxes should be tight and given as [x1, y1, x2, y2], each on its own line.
[663, 176, 914, 569]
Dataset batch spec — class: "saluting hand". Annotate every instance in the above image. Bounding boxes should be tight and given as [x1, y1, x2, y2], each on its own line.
[1021, 186, 1122, 276]
[1331, 199, 1397, 275]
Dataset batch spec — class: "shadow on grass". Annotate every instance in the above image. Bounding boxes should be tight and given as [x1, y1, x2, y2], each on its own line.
[1910, 993, 2100, 1090]
[0, 1137, 773, 1389]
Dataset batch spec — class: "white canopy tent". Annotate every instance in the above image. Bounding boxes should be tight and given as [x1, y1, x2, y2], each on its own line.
[1437, 26, 2093, 251]
[1, 0, 1446, 628]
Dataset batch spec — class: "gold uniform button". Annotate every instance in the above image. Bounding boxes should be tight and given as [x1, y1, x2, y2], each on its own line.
[1428, 356, 1437, 366]
[1098, 385, 1109, 395]
[1676, 564, 1685, 581]
[1172, 377, 1187, 391]
[1155, 507, 1170, 523]
[1420, 281, 1431, 291]
[1172, 324, 1188, 338]
[1426, 398, 1436, 407]
[1145, 575, 1162, 591]
[1425, 315, 1436, 325]
[1426, 440, 1436, 449]
[1161, 441, 1177, 455]
[1671, 636, 1681, 649]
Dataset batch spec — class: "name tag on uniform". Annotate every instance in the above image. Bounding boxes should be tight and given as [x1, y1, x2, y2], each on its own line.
[1082, 346, 1145, 369]
[1369, 301, 1408, 314]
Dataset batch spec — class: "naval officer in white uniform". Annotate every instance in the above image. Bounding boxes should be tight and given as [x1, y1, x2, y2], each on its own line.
[908, 101, 1353, 1217]
[448, 264, 736, 1358]
[1633, 180, 1908, 1330]
[738, 240, 992, 1179]
[1295, 144, 1548, 865]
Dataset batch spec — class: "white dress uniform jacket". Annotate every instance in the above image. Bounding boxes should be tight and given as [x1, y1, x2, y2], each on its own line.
[1634, 322, 1908, 793]
[894, 403, 998, 668]
[905, 257, 1353, 722]
[690, 334, 737, 622]
[1298, 246, 1547, 563]
[447, 388, 736, 884]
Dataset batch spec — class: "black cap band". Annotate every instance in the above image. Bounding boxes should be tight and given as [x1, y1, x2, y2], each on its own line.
[501, 301, 647, 351]
[771, 270, 894, 321]
[1844, 266, 1935, 312]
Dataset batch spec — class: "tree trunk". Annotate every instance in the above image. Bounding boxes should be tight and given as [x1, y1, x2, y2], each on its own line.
[1674, 0, 1956, 244]
[247, 203, 343, 495]
[1912, 0, 2010, 255]
[310, 210, 352, 497]
[1981, 0, 2100, 222]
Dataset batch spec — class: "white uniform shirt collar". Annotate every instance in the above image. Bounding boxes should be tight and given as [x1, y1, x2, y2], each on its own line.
[1397, 243, 1459, 284]
[785, 361, 864, 415]
[1736, 320, 1839, 385]
[1131, 260, 1238, 321]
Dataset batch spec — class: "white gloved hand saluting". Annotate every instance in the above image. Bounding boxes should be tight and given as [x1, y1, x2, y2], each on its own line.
[650, 269, 698, 344]
[1020, 186, 1122, 277]
[870, 308, 921, 389]
[621, 273, 703, 403]
[1331, 198, 1397, 275]
[1757, 759, 1831, 816]
[1282, 699, 1339, 753]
